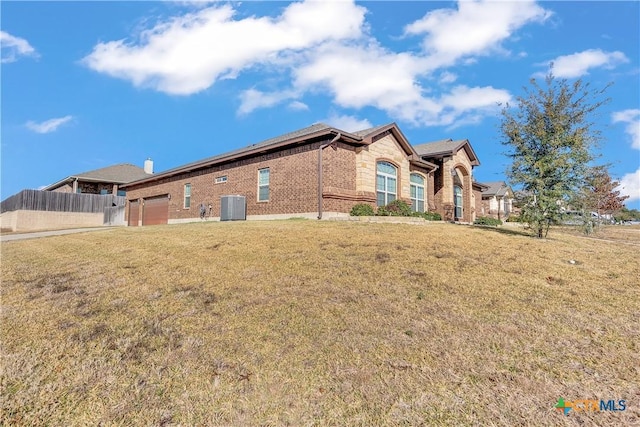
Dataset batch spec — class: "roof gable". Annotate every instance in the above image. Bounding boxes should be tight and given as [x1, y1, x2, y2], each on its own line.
[414, 138, 480, 166]
[480, 181, 511, 197]
[355, 122, 438, 171]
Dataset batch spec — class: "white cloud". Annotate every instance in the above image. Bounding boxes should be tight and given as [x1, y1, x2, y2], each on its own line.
[288, 100, 309, 111]
[323, 114, 372, 133]
[612, 109, 640, 150]
[237, 88, 298, 115]
[84, 0, 546, 129]
[404, 0, 551, 68]
[26, 116, 73, 134]
[617, 169, 640, 202]
[437, 85, 511, 128]
[439, 71, 457, 84]
[173, 0, 217, 7]
[293, 43, 510, 127]
[294, 43, 434, 121]
[1, 31, 38, 63]
[83, 1, 366, 95]
[535, 49, 629, 78]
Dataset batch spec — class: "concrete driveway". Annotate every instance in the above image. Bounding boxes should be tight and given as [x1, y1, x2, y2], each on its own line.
[1, 227, 115, 242]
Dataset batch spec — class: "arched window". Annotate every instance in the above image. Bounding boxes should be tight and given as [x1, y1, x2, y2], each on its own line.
[376, 161, 397, 206]
[410, 173, 425, 213]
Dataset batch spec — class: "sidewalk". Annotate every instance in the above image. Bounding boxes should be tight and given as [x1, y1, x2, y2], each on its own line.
[1, 227, 115, 242]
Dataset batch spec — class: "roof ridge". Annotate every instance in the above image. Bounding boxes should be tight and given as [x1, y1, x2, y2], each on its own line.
[250, 122, 331, 148]
[413, 138, 453, 147]
[74, 163, 145, 176]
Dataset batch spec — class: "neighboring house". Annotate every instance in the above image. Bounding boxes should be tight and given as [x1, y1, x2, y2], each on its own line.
[479, 181, 513, 220]
[43, 162, 153, 196]
[121, 123, 485, 226]
[0, 161, 153, 232]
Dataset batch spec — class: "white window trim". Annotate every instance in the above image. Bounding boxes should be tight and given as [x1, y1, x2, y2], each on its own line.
[376, 161, 397, 207]
[215, 176, 228, 184]
[454, 185, 463, 219]
[184, 183, 191, 209]
[258, 168, 270, 202]
[410, 173, 426, 213]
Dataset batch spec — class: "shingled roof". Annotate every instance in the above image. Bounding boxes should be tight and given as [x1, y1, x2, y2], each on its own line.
[413, 138, 480, 166]
[122, 122, 440, 188]
[122, 123, 370, 188]
[74, 164, 150, 183]
[43, 164, 151, 190]
[350, 123, 392, 137]
[481, 181, 511, 197]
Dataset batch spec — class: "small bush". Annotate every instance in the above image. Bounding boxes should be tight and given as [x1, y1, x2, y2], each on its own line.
[474, 216, 503, 227]
[376, 206, 389, 216]
[350, 203, 375, 216]
[506, 214, 522, 223]
[377, 200, 413, 217]
[423, 212, 442, 221]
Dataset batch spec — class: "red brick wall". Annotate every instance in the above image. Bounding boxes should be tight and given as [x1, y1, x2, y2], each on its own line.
[125, 138, 361, 221]
[321, 142, 361, 214]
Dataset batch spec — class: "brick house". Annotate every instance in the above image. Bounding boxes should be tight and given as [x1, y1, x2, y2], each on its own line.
[413, 139, 484, 223]
[43, 163, 153, 196]
[121, 123, 485, 226]
[479, 181, 514, 220]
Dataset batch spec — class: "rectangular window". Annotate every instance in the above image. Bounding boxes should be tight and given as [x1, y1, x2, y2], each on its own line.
[184, 183, 191, 208]
[411, 185, 425, 212]
[258, 168, 270, 202]
[215, 176, 227, 184]
[410, 174, 425, 213]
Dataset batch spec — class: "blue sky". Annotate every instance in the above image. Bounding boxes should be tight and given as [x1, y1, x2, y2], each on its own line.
[2, 1, 639, 209]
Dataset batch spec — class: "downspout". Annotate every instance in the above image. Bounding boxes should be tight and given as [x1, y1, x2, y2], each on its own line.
[317, 133, 342, 220]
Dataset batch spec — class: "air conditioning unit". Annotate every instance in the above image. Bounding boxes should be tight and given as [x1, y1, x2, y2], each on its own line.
[220, 195, 246, 221]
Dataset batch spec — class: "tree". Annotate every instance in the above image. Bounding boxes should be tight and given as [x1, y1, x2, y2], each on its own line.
[500, 72, 610, 238]
[615, 206, 640, 223]
[573, 166, 628, 232]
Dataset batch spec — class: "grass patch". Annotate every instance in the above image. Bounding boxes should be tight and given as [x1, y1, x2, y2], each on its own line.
[1, 221, 638, 425]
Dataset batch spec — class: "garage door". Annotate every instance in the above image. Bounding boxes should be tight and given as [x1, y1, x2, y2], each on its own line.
[142, 195, 169, 225]
[128, 200, 140, 227]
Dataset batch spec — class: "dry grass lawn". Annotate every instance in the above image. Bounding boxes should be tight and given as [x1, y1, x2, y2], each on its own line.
[1, 221, 638, 426]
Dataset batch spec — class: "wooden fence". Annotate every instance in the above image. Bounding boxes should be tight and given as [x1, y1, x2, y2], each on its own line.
[1, 189, 126, 214]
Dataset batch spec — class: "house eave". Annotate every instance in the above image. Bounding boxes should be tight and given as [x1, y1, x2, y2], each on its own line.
[409, 157, 439, 172]
[122, 128, 364, 189]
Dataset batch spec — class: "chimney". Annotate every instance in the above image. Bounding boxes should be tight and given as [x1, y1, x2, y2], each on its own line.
[144, 158, 154, 174]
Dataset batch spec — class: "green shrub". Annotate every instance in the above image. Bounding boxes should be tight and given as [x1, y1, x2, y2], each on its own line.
[506, 214, 522, 223]
[377, 200, 413, 217]
[350, 203, 375, 216]
[423, 212, 442, 221]
[376, 206, 390, 216]
[474, 216, 503, 227]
